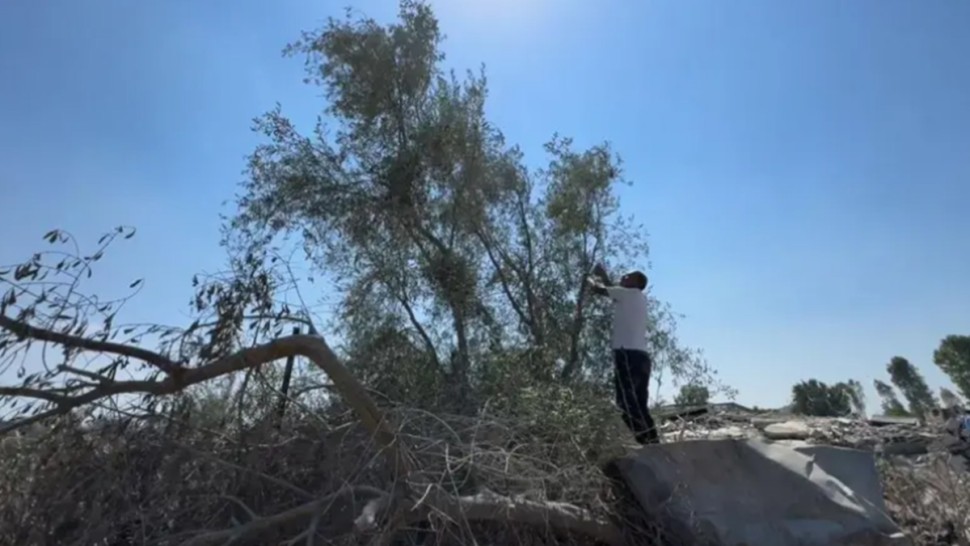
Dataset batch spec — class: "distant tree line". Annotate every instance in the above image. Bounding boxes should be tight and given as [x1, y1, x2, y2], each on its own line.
[789, 335, 970, 418]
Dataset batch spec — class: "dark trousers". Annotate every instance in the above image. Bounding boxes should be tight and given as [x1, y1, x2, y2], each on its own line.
[613, 349, 659, 444]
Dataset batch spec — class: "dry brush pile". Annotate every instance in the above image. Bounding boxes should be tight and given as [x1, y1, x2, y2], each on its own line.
[0, 332, 651, 545]
[0, 228, 661, 546]
[0, 397, 644, 545]
[879, 455, 970, 545]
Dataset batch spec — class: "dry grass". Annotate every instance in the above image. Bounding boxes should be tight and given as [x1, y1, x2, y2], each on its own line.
[0, 401, 642, 546]
[880, 453, 970, 546]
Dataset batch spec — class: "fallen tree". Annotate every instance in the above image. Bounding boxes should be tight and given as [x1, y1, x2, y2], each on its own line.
[0, 228, 629, 545]
[0, 330, 624, 544]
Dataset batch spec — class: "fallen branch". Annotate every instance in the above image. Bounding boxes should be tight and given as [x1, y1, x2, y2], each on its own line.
[178, 485, 387, 546]
[0, 317, 408, 474]
[181, 485, 624, 546]
[0, 314, 179, 375]
[1, 315, 626, 545]
[430, 489, 624, 544]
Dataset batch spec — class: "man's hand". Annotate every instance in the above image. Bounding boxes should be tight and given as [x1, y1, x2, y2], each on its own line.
[591, 263, 612, 287]
[586, 273, 609, 297]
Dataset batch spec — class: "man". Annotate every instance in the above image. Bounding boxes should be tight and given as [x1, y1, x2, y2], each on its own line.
[587, 263, 660, 444]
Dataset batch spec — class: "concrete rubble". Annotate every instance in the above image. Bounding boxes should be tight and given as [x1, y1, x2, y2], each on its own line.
[603, 403, 970, 545]
[608, 438, 910, 545]
[652, 403, 970, 467]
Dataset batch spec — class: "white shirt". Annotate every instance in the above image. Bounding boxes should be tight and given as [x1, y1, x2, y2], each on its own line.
[606, 286, 649, 352]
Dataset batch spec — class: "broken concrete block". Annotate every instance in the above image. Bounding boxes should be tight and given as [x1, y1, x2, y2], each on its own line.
[606, 438, 909, 546]
[868, 415, 921, 427]
[763, 420, 811, 440]
[750, 416, 786, 429]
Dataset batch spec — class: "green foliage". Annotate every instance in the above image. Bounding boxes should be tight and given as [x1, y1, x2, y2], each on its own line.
[886, 356, 936, 418]
[673, 383, 710, 406]
[0, 4, 718, 541]
[232, 0, 720, 411]
[790, 379, 853, 417]
[873, 380, 911, 417]
[934, 335, 970, 400]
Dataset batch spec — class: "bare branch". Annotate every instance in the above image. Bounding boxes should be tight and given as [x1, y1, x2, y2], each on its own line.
[180, 485, 625, 546]
[0, 314, 179, 375]
[178, 485, 387, 546]
[1, 323, 626, 545]
[0, 331, 411, 475]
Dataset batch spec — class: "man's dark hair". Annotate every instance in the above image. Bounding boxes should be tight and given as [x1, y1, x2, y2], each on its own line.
[631, 271, 648, 291]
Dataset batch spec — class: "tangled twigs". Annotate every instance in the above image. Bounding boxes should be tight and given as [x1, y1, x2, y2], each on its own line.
[178, 485, 386, 546]
[0, 311, 626, 545]
[180, 486, 624, 546]
[880, 455, 970, 544]
[0, 314, 180, 375]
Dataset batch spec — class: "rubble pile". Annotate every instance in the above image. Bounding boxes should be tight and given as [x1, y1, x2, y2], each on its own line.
[653, 403, 970, 468]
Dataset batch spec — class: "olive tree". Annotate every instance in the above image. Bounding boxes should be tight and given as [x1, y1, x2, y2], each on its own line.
[0, 2, 720, 542]
[233, 0, 717, 409]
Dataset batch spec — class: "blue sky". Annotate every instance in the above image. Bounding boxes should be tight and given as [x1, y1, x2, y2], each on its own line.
[1, 0, 968, 409]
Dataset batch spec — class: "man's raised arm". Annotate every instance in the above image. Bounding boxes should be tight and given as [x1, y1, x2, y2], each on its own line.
[587, 263, 612, 297]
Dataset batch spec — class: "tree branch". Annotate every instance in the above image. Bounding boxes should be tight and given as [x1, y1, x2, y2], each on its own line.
[561, 274, 593, 381]
[178, 485, 387, 546]
[0, 330, 409, 477]
[180, 485, 625, 546]
[0, 314, 179, 375]
[476, 228, 539, 344]
[2, 318, 625, 545]
[391, 279, 442, 370]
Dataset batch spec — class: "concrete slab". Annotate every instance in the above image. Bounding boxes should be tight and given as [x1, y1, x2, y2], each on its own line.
[606, 438, 910, 546]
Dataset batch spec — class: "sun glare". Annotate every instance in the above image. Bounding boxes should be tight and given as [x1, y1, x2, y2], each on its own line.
[432, 0, 550, 28]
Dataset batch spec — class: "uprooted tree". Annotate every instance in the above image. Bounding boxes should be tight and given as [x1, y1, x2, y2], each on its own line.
[0, 2, 723, 544]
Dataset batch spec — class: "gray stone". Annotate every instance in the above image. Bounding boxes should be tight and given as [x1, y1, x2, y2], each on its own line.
[763, 420, 812, 440]
[879, 441, 929, 456]
[751, 416, 786, 429]
[868, 415, 921, 427]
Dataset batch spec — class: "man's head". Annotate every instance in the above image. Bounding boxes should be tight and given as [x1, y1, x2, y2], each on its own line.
[619, 270, 648, 291]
